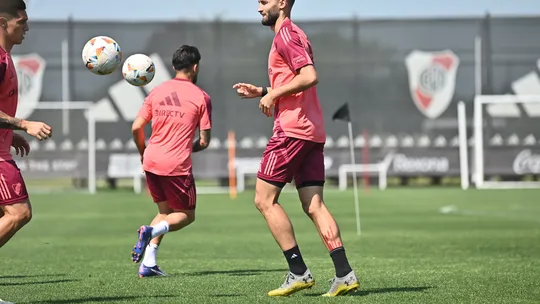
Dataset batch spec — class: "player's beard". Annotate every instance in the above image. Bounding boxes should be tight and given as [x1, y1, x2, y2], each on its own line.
[261, 8, 280, 26]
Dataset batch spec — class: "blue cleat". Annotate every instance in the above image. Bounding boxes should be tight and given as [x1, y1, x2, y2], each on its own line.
[138, 264, 168, 278]
[131, 225, 153, 263]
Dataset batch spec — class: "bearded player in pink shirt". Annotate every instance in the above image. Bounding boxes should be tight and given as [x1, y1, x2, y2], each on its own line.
[130, 45, 212, 278]
[232, 0, 359, 297]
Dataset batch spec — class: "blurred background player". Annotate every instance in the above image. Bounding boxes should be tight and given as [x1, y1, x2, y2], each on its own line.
[232, 0, 359, 297]
[130, 45, 212, 278]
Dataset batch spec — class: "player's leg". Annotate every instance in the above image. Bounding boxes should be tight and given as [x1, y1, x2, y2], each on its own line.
[157, 173, 197, 233]
[0, 200, 32, 247]
[297, 186, 359, 296]
[132, 171, 168, 264]
[256, 137, 315, 296]
[137, 202, 194, 278]
[149, 203, 173, 246]
[0, 161, 32, 248]
[294, 144, 359, 296]
[254, 179, 296, 252]
[140, 201, 173, 272]
[134, 173, 197, 277]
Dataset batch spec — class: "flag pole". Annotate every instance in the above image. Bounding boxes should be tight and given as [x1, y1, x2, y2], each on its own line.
[347, 121, 361, 237]
[332, 102, 361, 237]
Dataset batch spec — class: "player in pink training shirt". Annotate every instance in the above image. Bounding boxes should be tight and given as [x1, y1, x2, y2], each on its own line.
[232, 0, 359, 297]
[130, 45, 212, 278]
[0, 0, 53, 257]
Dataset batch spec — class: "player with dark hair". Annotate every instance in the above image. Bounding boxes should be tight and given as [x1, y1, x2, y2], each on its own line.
[130, 45, 212, 278]
[232, 0, 359, 297]
[0, 1, 53, 302]
[0, 0, 53, 244]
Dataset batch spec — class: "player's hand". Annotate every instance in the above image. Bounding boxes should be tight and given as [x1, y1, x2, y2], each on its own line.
[259, 94, 275, 117]
[233, 83, 261, 99]
[23, 120, 52, 141]
[11, 133, 30, 157]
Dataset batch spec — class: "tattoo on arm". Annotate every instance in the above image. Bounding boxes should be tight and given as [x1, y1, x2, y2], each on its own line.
[193, 129, 211, 152]
[0, 111, 25, 130]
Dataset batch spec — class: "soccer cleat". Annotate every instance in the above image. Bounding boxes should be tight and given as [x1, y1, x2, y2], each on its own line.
[322, 270, 360, 297]
[267, 270, 315, 297]
[0, 299, 15, 304]
[138, 264, 168, 278]
[131, 225, 153, 263]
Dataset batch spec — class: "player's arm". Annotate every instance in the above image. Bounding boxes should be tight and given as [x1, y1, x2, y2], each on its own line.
[0, 61, 25, 130]
[193, 128, 211, 152]
[0, 111, 51, 140]
[269, 65, 317, 99]
[193, 93, 212, 153]
[132, 96, 152, 159]
[132, 117, 148, 157]
[0, 111, 26, 130]
[257, 86, 273, 96]
[233, 83, 273, 99]
[269, 29, 318, 99]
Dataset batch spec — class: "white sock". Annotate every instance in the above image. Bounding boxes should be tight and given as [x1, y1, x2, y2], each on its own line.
[151, 220, 169, 239]
[142, 243, 158, 267]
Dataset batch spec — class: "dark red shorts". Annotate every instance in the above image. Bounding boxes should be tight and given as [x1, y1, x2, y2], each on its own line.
[257, 136, 325, 188]
[145, 171, 196, 210]
[0, 160, 29, 206]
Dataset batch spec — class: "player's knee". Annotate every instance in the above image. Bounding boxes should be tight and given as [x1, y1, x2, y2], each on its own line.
[254, 178, 283, 212]
[298, 190, 325, 217]
[301, 197, 324, 217]
[13, 207, 32, 227]
[4, 201, 32, 227]
[178, 210, 195, 225]
[253, 194, 269, 212]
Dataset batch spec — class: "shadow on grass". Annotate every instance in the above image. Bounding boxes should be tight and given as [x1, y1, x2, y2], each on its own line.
[28, 295, 177, 303]
[210, 294, 242, 297]
[305, 286, 434, 297]
[0, 279, 78, 286]
[183, 268, 288, 277]
[0, 274, 66, 279]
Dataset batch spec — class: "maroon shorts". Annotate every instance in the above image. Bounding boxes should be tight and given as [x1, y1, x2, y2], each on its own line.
[257, 136, 325, 188]
[145, 171, 196, 210]
[0, 160, 29, 206]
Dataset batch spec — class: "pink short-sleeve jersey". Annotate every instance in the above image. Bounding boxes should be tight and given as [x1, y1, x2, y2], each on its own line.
[268, 18, 326, 143]
[0, 47, 19, 162]
[137, 78, 212, 176]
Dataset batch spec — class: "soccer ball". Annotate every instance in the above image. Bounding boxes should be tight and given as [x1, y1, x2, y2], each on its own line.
[122, 54, 155, 87]
[82, 36, 122, 75]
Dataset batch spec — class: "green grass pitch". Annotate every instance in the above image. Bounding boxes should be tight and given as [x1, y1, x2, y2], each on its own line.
[1, 188, 539, 303]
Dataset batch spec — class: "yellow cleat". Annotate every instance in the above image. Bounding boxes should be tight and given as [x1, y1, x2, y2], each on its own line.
[322, 271, 360, 297]
[267, 270, 315, 297]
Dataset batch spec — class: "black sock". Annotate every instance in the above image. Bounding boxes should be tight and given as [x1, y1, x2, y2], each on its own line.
[330, 247, 353, 277]
[283, 245, 308, 275]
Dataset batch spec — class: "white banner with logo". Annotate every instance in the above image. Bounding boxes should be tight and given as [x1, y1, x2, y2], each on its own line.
[12, 53, 46, 119]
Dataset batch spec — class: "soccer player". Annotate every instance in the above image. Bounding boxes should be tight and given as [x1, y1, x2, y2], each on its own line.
[232, 0, 360, 297]
[0, 2, 53, 302]
[0, 0, 53, 249]
[130, 45, 212, 278]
